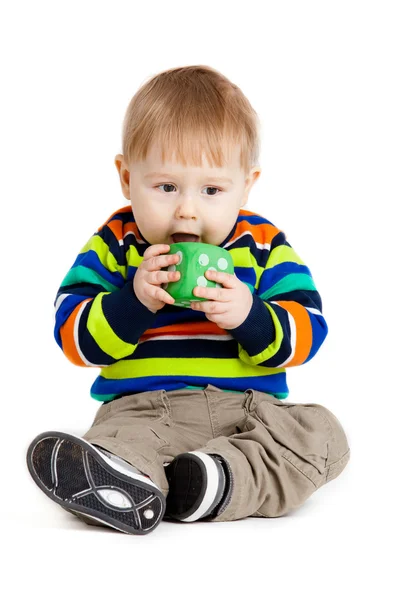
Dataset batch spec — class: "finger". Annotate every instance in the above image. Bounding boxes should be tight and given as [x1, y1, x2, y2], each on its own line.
[149, 269, 180, 285]
[205, 269, 237, 288]
[193, 285, 227, 301]
[143, 244, 171, 260]
[146, 251, 179, 272]
[191, 300, 227, 313]
[150, 283, 176, 305]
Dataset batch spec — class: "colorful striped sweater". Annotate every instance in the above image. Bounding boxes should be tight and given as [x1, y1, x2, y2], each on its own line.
[54, 206, 328, 403]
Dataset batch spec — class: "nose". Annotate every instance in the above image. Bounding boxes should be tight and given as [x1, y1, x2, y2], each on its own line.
[175, 194, 197, 220]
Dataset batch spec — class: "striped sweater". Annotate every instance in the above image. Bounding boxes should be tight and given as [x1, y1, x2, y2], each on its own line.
[54, 206, 328, 403]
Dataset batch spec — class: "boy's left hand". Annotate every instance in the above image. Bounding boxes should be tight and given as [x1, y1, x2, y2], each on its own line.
[190, 270, 253, 330]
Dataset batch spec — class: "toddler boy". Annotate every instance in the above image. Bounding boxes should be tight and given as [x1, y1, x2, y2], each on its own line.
[26, 65, 350, 535]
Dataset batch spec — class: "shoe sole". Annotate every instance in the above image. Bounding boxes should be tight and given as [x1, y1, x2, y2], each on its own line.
[165, 451, 224, 522]
[26, 431, 165, 535]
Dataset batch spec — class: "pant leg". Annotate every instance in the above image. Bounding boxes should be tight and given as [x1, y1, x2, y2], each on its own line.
[196, 389, 351, 521]
[81, 389, 181, 495]
[80, 387, 218, 496]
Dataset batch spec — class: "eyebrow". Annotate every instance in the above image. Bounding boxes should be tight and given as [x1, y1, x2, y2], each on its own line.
[144, 172, 234, 184]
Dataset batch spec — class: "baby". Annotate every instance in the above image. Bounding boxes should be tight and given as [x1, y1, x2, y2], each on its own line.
[26, 64, 350, 535]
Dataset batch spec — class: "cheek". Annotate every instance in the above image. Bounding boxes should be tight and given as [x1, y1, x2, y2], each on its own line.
[132, 202, 170, 242]
[205, 209, 233, 232]
[134, 200, 167, 225]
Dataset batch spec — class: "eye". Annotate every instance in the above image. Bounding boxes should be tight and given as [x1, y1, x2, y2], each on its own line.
[156, 184, 221, 196]
[202, 186, 221, 196]
[157, 184, 176, 193]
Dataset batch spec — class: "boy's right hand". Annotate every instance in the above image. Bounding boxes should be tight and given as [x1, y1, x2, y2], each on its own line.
[133, 244, 181, 313]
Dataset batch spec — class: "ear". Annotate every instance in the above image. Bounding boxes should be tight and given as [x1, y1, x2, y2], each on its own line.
[114, 154, 131, 201]
[246, 167, 261, 191]
[241, 167, 262, 206]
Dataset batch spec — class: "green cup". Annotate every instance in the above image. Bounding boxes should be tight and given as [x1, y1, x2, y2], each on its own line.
[162, 242, 234, 308]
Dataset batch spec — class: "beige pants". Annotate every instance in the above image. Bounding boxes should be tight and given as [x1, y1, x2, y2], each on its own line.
[82, 384, 350, 521]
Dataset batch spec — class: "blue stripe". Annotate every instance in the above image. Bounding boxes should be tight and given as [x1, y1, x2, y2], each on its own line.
[237, 214, 274, 226]
[71, 250, 125, 288]
[259, 262, 313, 292]
[77, 301, 116, 365]
[304, 311, 329, 363]
[132, 338, 239, 360]
[267, 289, 323, 311]
[258, 301, 292, 367]
[90, 372, 289, 402]
[234, 267, 256, 290]
[109, 211, 135, 226]
[100, 224, 124, 266]
[127, 266, 137, 281]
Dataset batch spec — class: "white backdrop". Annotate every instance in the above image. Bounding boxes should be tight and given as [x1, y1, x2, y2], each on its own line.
[1, 1, 398, 598]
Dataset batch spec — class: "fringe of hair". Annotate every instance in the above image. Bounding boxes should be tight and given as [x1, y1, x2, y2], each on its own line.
[120, 65, 260, 174]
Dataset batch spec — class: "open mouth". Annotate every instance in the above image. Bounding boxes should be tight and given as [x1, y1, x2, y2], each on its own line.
[171, 233, 200, 243]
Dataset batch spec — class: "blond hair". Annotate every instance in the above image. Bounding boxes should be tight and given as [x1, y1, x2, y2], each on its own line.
[120, 65, 261, 174]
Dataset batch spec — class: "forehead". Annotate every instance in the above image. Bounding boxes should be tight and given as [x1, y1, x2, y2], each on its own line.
[137, 142, 243, 175]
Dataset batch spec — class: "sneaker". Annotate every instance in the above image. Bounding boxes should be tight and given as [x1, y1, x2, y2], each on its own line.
[26, 431, 165, 535]
[164, 451, 233, 522]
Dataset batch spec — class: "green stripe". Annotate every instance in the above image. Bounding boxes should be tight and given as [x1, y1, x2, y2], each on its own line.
[92, 393, 116, 402]
[87, 293, 136, 360]
[230, 247, 264, 283]
[267, 245, 305, 269]
[259, 273, 316, 300]
[80, 235, 127, 278]
[272, 392, 289, 399]
[60, 265, 119, 292]
[100, 357, 285, 380]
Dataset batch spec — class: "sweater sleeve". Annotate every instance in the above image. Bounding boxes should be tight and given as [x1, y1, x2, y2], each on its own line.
[228, 230, 328, 368]
[53, 223, 157, 367]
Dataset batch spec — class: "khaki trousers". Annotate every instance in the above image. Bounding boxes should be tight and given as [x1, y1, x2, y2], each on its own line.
[82, 384, 350, 521]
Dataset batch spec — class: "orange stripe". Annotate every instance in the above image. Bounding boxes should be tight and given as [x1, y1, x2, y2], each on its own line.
[97, 205, 132, 231]
[124, 222, 147, 242]
[235, 210, 280, 245]
[97, 207, 280, 247]
[60, 300, 90, 366]
[274, 301, 312, 366]
[106, 219, 124, 243]
[140, 321, 225, 342]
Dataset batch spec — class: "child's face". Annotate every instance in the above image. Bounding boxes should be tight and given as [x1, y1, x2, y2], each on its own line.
[115, 143, 260, 247]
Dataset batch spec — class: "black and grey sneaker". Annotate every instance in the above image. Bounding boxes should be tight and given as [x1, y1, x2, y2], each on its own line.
[26, 431, 165, 535]
[165, 451, 233, 522]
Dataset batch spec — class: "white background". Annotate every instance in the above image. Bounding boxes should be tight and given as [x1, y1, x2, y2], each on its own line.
[1, 1, 398, 598]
